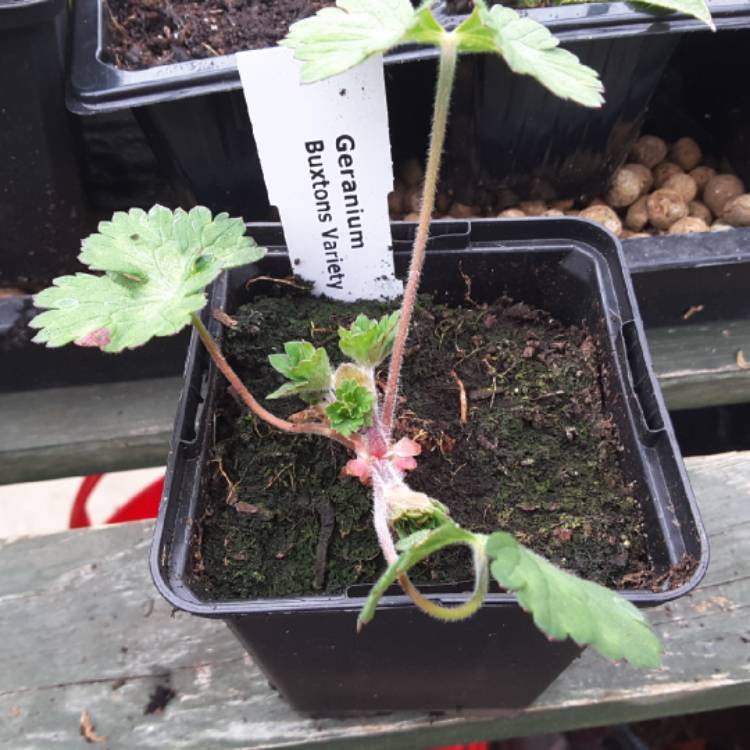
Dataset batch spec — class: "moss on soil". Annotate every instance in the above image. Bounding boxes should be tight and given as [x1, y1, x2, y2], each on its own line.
[196, 290, 653, 600]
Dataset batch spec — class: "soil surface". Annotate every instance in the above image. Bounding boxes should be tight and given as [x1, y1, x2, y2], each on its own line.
[196, 289, 657, 600]
[102, 0, 333, 70]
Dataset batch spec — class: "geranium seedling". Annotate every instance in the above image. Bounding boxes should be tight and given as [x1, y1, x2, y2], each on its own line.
[32, 0, 715, 669]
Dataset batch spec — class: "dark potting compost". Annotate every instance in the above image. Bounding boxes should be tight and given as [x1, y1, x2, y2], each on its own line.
[196, 290, 657, 602]
[102, 0, 333, 70]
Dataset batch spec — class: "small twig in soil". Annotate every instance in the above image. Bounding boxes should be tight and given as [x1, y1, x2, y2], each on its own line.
[314, 496, 336, 590]
[458, 262, 478, 307]
[451, 369, 468, 423]
[263, 462, 294, 490]
[468, 384, 501, 402]
[530, 389, 566, 402]
[201, 42, 221, 57]
[103, 0, 128, 37]
[245, 275, 310, 291]
[453, 344, 483, 367]
[212, 309, 238, 328]
[215, 457, 239, 505]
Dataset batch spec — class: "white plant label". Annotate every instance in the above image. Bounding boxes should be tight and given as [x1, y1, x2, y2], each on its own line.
[237, 47, 402, 301]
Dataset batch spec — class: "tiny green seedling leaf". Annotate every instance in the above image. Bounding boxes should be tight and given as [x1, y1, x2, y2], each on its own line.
[30, 206, 264, 352]
[455, 1, 604, 108]
[485, 531, 663, 667]
[325, 379, 375, 436]
[629, 0, 714, 30]
[268, 341, 332, 402]
[281, 0, 435, 82]
[338, 311, 399, 367]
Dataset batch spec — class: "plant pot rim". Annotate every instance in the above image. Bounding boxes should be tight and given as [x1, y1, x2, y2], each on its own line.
[66, 0, 750, 115]
[150, 217, 709, 621]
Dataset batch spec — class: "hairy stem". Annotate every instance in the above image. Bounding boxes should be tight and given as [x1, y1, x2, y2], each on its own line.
[382, 35, 459, 433]
[357, 537, 490, 630]
[190, 312, 357, 452]
[398, 548, 489, 622]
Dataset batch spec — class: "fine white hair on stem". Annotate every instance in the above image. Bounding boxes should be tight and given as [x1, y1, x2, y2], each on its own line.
[381, 35, 459, 435]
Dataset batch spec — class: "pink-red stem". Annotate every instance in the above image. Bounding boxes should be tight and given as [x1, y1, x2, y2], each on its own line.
[191, 312, 357, 452]
[382, 37, 458, 434]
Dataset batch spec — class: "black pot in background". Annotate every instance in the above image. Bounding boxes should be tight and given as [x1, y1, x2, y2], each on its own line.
[425, 0, 750, 202]
[150, 218, 708, 714]
[638, 24, 750, 188]
[0, 0, 93, 290]
[66, 0, 750, 219]
[66, 0, 427, 219]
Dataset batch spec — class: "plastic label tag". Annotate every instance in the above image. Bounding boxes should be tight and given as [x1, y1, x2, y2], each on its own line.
[237, 47, 402, 301]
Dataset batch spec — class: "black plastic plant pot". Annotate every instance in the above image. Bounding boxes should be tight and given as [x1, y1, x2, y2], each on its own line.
[65, 0, 426, 219]
[150, 218, 707, 715]
[0, 0, 93, 290]
[68, 0, 750, 219]
[67, 1, 750, 218]
[434, 0, 750, 201]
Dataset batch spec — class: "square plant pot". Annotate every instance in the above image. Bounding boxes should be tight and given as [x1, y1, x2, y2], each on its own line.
[67, 0, 749, 219]
[150, 218, 707, 714]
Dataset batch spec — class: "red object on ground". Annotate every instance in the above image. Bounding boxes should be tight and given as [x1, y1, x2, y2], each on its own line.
[69, 474, 164, 528]
[433, 744, 489, 750]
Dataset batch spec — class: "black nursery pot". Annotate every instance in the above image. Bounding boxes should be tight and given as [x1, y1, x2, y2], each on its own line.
[151, 218, 707, 715]
[66, 0, 423, 219]
[432, 0, 750, 200]
[0, 0, 92, 289]
[66, 0, 750, 217]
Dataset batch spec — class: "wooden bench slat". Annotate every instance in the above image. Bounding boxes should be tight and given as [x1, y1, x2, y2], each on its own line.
[0, 377, 181, 484]
[1, 452, 749, 749]
[2, 315, 750, 486]
[648, 318, 750, 411]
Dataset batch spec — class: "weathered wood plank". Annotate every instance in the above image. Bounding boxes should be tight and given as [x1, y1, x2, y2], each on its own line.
[0, 377, 181, 484]
[648, 318, 750, 411]
[0, 453, 749, 749]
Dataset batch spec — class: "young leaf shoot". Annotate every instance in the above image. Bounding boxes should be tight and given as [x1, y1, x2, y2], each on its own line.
[267, 341, 333, 402]
[30, 206, 264, 351]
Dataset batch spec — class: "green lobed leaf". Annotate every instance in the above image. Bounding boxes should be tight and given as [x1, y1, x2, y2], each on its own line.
[267, 341, 332, 402]
[485, 531, 662, 667]
[30, 206, 264, 353]
[281, 0, 416, 81]
[629, 0, 714, 29]
[338, 311, 399, 367]
[325, 378, 375, 436]
[455, 0, 604, 108]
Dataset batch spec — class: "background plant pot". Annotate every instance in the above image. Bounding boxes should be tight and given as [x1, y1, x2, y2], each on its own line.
[430, 0, 750, 203]
[623, 229, 750, 457]
[65, 0, 750, 221]
[0, 0, 93, 290]
[150, 218, 707, 715]
[66, 0, 426, 219]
